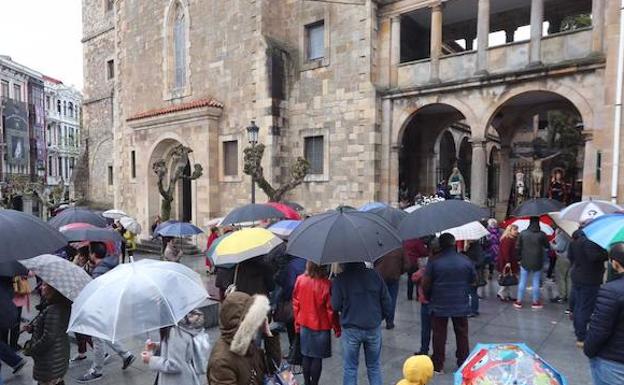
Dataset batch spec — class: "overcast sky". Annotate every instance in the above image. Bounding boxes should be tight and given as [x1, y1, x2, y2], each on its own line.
[0, 0, 83, 90]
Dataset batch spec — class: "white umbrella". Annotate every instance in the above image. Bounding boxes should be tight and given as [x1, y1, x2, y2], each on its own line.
[508, 218, 555, 236]
[559, 200, 621, 223]
[19, 254, 92, 301]
[67, 259, 210, 342]
[548, 212, 580, 237]
[206, 217, 223, 227]
[439, 221, 488, 241]
[119, 216, 141, 234]
[102, 209, 128, 219]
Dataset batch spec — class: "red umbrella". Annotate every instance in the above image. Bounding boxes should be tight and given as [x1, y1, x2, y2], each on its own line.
[501, 215, 555, 241]
[266, 202, 301, 220]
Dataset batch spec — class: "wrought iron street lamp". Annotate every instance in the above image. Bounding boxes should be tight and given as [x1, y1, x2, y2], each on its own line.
[246, 121, 260, 204]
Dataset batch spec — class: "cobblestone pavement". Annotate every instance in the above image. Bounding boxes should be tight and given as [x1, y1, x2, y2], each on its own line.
[3, 252, 591, 385]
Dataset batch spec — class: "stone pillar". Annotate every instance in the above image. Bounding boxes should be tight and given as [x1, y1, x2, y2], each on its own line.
[390, 16, 401, 88]
[475, 0, 490, 75]
[430, 2, 443, 83]
[470, 139, 488, 207]
[381, 98, 393, 202]
[498, 146, 512, 203]
[591, 0, 605, 55]
[528, 0, 544, 67]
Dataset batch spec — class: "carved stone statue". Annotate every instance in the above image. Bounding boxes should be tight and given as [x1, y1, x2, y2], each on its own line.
[152, 144, 203, 220]
[447, 167, 466, 200]
[518, 152, 561, 198]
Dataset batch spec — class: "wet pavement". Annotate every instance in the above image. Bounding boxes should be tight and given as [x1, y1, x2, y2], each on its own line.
[3, 253, 591, 385]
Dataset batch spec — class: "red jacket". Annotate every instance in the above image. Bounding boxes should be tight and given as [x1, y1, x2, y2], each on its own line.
[498, 236, 519, 274]
[292, 275, 341, 336]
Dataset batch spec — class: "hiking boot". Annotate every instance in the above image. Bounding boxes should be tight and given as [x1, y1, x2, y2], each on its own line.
[531, 302, 544, 310]
[122, 354, 136, 370]
[513, 301, 523, 309]
[77, 370, 103, 383]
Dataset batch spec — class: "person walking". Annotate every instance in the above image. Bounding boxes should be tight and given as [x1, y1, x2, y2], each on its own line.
[205, 226, 220, 273]
[331, 262, 392, 385]
[292, 262, 341, 385]
[374, 248, 408, 329]
[485, 219, 501, 280]
[464, 239, 484, 317]
[584, 243, 624, 385]
[422, 233, 476, 374]
[23, 282, 71, 385]
[569, 229, 609, 348]
[497, 225, 520, 301]
[141, 310, 206, 385]
[551, 227, 571, 304]
[163, 239, 183, 263]
[71, 245, 93, 362]
[78, 242, 136, 383]
[514, 216, 550, 310]
[122, 229, 137, 263]
[403, 238, 429, 301]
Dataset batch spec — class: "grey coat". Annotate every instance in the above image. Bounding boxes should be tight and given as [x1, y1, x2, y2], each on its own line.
[149, 326, 203, 385]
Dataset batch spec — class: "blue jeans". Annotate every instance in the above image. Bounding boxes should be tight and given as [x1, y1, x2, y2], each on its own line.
[420, 303, 431, 354]
[517, 267, 541, 303]
[341, 326, 382, 385]
[590, 357, 624, 385]
[385, 279, 399, 324]
[469, 286, 479, 315]
[572, 284, 600, 342]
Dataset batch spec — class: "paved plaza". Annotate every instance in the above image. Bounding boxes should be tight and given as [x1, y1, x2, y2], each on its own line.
[2, 252, 591, 385]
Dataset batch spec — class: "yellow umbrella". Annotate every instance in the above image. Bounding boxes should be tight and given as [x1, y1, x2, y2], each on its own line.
[209, 227, 283, 265]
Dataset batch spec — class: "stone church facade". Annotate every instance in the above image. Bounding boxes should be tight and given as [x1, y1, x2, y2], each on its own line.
[81, 0, 623, 236]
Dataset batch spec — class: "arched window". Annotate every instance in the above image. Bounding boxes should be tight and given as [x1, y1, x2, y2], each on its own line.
[173, 3, 186, 89]
[164, 0, 190, 98]
[68, 102, 74, 118]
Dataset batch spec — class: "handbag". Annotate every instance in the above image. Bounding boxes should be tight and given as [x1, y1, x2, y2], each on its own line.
[498, 263, 519, 287]
[287, 334, 302, 366]
[264, 361, 299, 385]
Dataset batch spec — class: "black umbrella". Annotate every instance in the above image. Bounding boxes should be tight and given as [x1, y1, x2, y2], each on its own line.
[61, 227, 124, 243]
[221, 204, 285, 225]
[368, 205, 407, 229]
[0, 261, 28, 277]
[398, 200, 489, 240]
[0, 209, 68, 262]
[48, 207, 107, 229]
[286, 210, 402, 264]
[512, 198, 565, 217]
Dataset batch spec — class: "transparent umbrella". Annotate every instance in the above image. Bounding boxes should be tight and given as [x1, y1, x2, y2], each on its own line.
[67, 259, 210, 342]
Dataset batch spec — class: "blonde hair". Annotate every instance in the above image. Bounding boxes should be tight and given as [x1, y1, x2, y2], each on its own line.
[502, 224, 519, 239]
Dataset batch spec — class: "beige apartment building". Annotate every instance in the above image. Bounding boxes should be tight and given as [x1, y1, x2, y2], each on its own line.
[80, 0, 621, 235]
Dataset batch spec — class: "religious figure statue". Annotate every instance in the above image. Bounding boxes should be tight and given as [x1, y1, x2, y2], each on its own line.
[515, 172, 526, 206]
[447, 167, 465, 200]
[518, 152, 561, 198]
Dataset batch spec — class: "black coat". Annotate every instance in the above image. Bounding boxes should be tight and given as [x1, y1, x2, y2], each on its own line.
[569, 232, 608, 286]
[0, 278, 18, 329]
[25, 300, 71, 381]
[584, 276, 624, 364]
[517, 227, 550, 271]
[235, 257, 275, 297]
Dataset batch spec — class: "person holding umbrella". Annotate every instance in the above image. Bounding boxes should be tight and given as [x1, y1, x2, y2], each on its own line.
[514, 216, 550, 310]
[123, 228, 137, 264]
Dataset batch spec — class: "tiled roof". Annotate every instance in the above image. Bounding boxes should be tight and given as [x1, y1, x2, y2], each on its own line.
[127, 97, 224, 121]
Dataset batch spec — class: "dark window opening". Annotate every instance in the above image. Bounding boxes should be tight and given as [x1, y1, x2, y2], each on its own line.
[545, 0, 592, 35]
[131, 150, 136, 179]
[441, 0, 478, 56]
[304, 136, 324, 175]
[400, 9, 431, 63]
[108, 165, 113, 185]
[107, 60, 115, 79]
[223, 140, 238, 176]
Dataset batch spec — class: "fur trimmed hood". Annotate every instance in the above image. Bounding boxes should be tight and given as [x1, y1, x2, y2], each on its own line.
[219, 291, 270, 356]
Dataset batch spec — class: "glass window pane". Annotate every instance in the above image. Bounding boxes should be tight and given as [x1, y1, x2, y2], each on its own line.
[223, 141, 238, 176]
[307, 22, 324, 60]
[304, 136, 324, 174]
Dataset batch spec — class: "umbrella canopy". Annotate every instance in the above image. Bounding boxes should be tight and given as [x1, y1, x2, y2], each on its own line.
[221, 203, 286, 225]
[68, 259, 209, 342]
[153, 220, 180, 235]
[367, 205, 407, 229]
[359, 202, 387, 212]
[266, 202, 302, 220]
[206, 217, 224, 227]
[404, 204, 422, 213]
[455, 343, 567, 385]
[48, 207, 107, 229]
[268, 220, 303, 239]
[399, 200, 489, 240]
[559, 200, 620, 223]
[61, 226, 123, 243]
[119, 216, 141, 234]
[0, 209, 68, 262]
[548, 212, 580, 238]
[156, 222, 204, 237]
[440, 221, 488, 241]
[0, 261, 28, 277]
[502, 215, 556, 240]
[283, 201, 304, 212]
[287, 210, 402, 264]
[208, 228, 283, 265]
[582, 213, 624, 249]
[102, 209, 128, 219]
[19, 254, 92, 301]
[511, 198, 565, 217]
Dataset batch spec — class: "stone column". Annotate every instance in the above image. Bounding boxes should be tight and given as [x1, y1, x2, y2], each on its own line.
[390, 16, 401, 88]
[475, 0, 490, 75]
[470, 139, 488, 207]
[430, 2, 443, 83]
[498, 146, 512, 203]
[591, 0, 605, 55]
[381, 98, 393, 202]
[528, 0, 544, 67]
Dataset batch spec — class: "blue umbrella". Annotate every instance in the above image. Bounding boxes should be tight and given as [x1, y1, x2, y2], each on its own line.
[581, 213, 624, 249]
[153, 220, 180, 235]
[156, 222, 204, 237]
[268, 220, 303, 239]
[359, 202, 387, 212]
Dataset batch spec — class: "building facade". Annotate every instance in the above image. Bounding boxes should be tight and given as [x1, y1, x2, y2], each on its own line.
[44, 77, 82, 195]
[81, 0, 622, 236]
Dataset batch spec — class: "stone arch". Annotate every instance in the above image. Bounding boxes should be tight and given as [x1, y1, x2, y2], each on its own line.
[162, 0, 191, 99]
[89, 136, 113, 171]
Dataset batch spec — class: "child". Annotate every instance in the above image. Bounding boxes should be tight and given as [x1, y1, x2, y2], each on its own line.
[396, 355, 434, 385]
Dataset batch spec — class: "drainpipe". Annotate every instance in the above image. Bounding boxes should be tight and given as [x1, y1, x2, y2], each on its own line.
[611, 0, 624, 203]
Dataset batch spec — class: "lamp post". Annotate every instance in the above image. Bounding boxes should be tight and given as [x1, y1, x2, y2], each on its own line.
[246, 121, 260, 204]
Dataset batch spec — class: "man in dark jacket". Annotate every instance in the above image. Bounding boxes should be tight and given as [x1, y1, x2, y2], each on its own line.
[584, 242, 624, 384]
[0, 280, 26, 376]
[332, 262, 391, 385]
[78, 242, 136, 383]
[374, 248, 408, 329]
[569, 229, 609, 347]
[422, 233, 476, 373]
[514, 217, 550, 310]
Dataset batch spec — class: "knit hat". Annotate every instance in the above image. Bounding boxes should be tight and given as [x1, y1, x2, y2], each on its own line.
[396, 355, 434, 385]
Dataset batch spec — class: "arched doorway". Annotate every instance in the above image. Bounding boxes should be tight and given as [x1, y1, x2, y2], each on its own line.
[399, 104, 470, 203]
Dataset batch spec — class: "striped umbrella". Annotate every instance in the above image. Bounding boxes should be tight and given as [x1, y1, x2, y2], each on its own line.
[208, 228, 283, 265]
[582, 213, 624, 249]
[269, 220, 303, 239]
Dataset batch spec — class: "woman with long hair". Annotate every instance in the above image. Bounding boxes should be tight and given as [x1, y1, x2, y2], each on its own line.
[497, 224, 520, 301]
[292, 262, 341, 385]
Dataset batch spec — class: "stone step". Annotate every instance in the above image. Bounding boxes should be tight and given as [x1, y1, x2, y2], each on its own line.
[137, 238, 202, 256]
